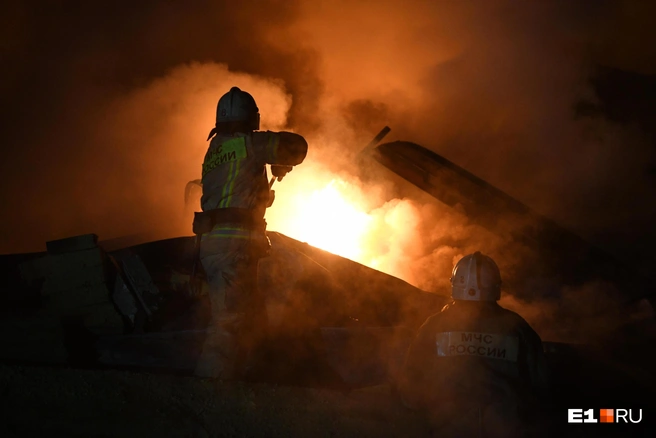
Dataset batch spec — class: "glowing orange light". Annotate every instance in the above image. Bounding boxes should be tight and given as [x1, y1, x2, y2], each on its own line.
[278, 178, 373, 261]
[265, 162, 421, 286]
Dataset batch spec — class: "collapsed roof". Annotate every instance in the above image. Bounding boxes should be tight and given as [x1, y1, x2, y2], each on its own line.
[368, 136, 655, 310]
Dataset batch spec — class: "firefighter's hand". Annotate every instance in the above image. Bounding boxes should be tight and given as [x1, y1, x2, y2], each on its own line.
[271, 165, 293, 181]
[267, 190, 275, 208]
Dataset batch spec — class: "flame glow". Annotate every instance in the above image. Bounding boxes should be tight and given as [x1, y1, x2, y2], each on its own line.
[279, 179, 373, 261]
[265, 160, 423, 283]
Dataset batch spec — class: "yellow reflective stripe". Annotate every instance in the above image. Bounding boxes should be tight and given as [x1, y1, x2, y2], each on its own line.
[202, 227, 252, 240]
[203, 233, 250, 240]
[219, 161, 235, 207]
[223, 157, 242, 207]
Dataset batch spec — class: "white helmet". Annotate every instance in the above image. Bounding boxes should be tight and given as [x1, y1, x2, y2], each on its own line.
[216, 86, 260, 131]
[450, 252, 502, 301]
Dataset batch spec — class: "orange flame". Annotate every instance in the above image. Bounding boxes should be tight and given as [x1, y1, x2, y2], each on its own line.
[265, 160, 422, 283]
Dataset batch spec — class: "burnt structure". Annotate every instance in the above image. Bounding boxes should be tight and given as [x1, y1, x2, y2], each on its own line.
[371, 139, 655, 308]
[0, 129, 655, 436]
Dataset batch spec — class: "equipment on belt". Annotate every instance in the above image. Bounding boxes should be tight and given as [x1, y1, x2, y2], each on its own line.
[192, 208, 266, 235]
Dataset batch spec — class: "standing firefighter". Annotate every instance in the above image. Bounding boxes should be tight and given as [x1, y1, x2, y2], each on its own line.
[399, 252, 549, 437]
[193, 87, 308, 379]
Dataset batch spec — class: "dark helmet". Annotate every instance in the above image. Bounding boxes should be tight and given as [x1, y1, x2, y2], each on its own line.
[216, 86, 260, 131]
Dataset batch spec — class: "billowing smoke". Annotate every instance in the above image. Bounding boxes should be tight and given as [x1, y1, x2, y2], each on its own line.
[2, 0, 655, 342]
[92, 62, 293, 240]
[1, 61, 294, 247]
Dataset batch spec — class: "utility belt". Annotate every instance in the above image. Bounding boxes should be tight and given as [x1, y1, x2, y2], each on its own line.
[192, 208, 266, 235]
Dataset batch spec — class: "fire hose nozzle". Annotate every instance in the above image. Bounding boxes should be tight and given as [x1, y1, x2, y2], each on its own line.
[271, 165, 293, 181]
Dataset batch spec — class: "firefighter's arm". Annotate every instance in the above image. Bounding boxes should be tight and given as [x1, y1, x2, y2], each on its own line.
[271, 131, 308, 165]
[259, 131, 308, 181]
[256, 131, 308, 166]
[252, 131, 308, 181]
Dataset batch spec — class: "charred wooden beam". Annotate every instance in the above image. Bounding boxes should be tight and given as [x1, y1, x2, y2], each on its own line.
[372, 141, 654, 303]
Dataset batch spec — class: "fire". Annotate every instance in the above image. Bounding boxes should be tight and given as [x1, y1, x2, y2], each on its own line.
[184, 158, 423, 283]
[266, 163, 378, 263]
[265, 162, 422, 282]
[272, 178, 373, 261]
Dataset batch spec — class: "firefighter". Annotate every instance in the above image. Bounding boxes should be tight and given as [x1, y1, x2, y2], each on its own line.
[193, 86, 308, 379]
[399, 252, 549, 437]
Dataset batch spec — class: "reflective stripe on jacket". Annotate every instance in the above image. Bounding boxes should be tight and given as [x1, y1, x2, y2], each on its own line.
[200, 130, 307, 240]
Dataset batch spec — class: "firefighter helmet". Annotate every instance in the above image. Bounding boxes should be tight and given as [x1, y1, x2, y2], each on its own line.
[216, 87, 260, 131]
[450, 252, 502, 301]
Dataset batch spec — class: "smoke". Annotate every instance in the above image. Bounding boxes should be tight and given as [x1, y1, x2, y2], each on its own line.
[92, 62, 292, 239]
[301, 1, 655, 269]
[1, 0, 655, 342]
[0, 61, 293, 248]
[284, 0, 656, 342]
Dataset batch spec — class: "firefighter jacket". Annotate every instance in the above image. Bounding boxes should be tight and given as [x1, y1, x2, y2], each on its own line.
[400, 300, 549, 412]
[200, 130, 308, 241]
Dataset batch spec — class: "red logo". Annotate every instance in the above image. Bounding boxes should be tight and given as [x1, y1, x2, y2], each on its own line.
[600, 409, 614, 423]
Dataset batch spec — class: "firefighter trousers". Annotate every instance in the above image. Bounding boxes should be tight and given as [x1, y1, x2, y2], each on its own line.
[194, 234, 268, 379]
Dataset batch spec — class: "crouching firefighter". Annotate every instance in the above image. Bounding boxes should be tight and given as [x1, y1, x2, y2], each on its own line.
[399, 252, 550, 437]
[192, 86, 308, 379]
